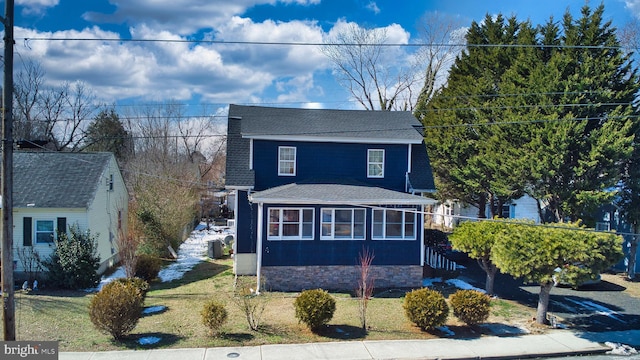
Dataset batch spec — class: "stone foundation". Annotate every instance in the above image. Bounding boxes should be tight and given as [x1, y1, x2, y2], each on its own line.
[261, 265, 423, 292]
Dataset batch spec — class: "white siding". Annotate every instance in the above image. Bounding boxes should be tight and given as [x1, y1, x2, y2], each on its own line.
[430, 195, 541, 228]
[87, 155, 129, 273]
[13, 208, 88, 273]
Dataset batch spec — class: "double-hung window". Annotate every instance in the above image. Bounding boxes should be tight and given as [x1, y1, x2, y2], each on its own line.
[35, 219, 55, 244]
[372, 209, 416, 240]
[321, 208, 365, 240]
[367, 149, 384, 178]
[268, 208, 314, 240]
[278, 146, 296, 176]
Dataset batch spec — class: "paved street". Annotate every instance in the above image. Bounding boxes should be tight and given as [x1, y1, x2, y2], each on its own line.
[458, 260, 640, 335]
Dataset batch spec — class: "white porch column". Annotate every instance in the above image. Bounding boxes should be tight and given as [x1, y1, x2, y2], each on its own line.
[256, 202, 263, 294]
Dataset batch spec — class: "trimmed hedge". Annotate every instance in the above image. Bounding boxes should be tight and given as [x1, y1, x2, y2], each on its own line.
[403, 288, 449, 331]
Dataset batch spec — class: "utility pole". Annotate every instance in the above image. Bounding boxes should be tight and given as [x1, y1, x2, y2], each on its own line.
[1, 0, 15, 341]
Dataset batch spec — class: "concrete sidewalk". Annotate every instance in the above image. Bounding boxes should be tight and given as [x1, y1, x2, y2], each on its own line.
[59, 330, 640, 360]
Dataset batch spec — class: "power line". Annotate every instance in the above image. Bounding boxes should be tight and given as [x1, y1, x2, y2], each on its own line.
[18, 37, 636, 51]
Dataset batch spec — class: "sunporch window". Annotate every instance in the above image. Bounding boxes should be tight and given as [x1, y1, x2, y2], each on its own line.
[372, 209, 416, 240]
[268, 208, 314, 240]
[321, 208, 365, 240]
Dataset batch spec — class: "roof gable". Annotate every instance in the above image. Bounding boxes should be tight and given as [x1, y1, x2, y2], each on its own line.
[13, 152, 114, 208]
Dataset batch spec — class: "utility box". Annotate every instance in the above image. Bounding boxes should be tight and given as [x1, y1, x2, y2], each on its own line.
[208, 239, 224, 259]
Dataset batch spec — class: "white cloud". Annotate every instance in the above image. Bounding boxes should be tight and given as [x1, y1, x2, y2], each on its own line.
[366, 1, 380, 15]
[16, 0, 59, 16]
[625, 0, 640, 18]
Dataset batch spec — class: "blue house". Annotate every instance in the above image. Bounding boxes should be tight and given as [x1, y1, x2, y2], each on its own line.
[225, 105, 437, 291]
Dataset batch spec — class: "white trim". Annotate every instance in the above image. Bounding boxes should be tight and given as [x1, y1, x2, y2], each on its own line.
[407, 144, 412, 173]
[420, 204, 425, 265]
[249, 198, 434, 206]
[256, 202, 263, 294]
[243, 134, 423, 144]
[249, 139, 254, 170]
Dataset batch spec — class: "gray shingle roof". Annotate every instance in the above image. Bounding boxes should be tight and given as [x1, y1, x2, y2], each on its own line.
[229, 104, 424, 143]
[250, 183, 435, 205]
[408, 143, 436, 192]
[13, 152, 113, 208]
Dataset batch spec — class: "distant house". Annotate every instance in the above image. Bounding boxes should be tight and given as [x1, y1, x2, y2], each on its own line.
[225, 105, 436, 291]
[431, 195, 541, 230]
[8, 152, 128, 276]
[593, 203, 639, 274]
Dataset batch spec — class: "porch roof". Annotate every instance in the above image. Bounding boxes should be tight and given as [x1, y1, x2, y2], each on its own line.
[249, 183, 436, 206]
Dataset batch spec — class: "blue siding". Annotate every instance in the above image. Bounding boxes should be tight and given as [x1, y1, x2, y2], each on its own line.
[235, 190, 258, 254]
[253, 141, 409, 191]
[260, 204, 422, 266]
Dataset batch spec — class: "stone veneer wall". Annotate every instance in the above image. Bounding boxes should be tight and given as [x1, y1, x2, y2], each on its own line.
[261, 265, 423, 292]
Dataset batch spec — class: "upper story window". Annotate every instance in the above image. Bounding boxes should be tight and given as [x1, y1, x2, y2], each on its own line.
[268, 208, 314, 240]
[321, 208, 366, 240]
[372, 209, 416, 240]
[278, 146, 296, 176]
[368, 149, 384, 178]
[35, 219, 55, 244]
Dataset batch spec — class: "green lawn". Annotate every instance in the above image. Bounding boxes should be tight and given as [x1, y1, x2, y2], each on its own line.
[8, 258, 535, 352]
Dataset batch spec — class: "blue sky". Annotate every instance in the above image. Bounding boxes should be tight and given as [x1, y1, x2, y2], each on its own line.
[1, 0, 638, 116]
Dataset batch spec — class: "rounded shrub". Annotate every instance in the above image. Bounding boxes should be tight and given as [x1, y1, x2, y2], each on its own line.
[294, 289, 336, 331]
[89, 280, 144, 340]
[135, 254, 162, 282]
[449, 289, 491, 326]
[112, 277, 150, 300]
[403, 288, 449, 331]
[201, 300, 228, 335]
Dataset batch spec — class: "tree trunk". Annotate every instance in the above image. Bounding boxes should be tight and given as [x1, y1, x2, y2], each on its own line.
[478, 257, 497, 295]
[477, 193, 487, 219]
[536, 282, 554, 325]
[628, 230, 638, 280]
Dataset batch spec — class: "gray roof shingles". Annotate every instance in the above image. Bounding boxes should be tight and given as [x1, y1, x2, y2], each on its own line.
[13, 152, 113, 208]
[250, 183, 435, 205]
[229, 104, 424, 142]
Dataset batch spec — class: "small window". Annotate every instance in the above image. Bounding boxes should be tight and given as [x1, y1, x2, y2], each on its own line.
[35, 220, 55, 244]
[321, 208, 365, 240]
[278, 146, 296, 176]
[268, 208, 314, 240]
[372, 209, 416, 240]
[368, 149, 384, 178]
[596, 222, 610, 231]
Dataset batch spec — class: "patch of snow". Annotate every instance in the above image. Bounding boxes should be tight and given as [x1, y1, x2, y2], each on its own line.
[85, 223, 234, 292]
[565, 298, 624, 322]
[445, 279, 486, 293]
[437, 326, 455, 336]
[605, 342, 638, 356]
[158, 226, 231, 282]
[143, 305, 167, 315]
[138, 336, 162, 345]
[422, 278, 443, 287]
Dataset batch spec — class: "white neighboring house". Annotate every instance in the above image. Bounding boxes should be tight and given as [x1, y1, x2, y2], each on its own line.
[431, 194, 541, 229]
[7, 151, 128, 276]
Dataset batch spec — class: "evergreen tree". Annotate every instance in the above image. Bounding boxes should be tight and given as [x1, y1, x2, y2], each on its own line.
[84, 109, 133, 162]
[416, 4, 639, 223]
